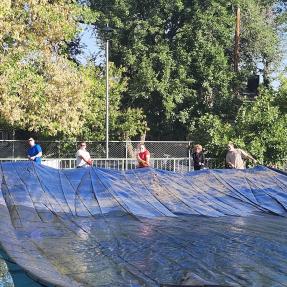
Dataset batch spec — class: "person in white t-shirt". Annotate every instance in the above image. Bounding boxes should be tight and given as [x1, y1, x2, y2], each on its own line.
[75, 142, 93, 168]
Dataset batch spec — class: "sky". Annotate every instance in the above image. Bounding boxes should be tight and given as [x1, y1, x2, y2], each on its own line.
[77, 24, 287, 90]
[76, 24, 105, 66]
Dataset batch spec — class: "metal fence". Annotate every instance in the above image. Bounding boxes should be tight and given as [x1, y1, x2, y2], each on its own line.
[0, 157, 218, 172]
[0, 140, 221, 172]
[0, 140, 192, 159]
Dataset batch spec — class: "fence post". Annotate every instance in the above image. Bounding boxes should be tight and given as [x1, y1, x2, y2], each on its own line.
[58, 140, 61, 158]
[188, 141, 191, 172]
[12, 130, 15, 159]
[125, 140, 128, 171]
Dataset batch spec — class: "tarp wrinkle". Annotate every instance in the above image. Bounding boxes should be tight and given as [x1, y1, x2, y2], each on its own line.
[0, 162, 287, 287]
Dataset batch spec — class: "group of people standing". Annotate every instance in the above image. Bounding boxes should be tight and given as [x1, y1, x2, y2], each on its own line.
[27, 138, 257, 170]
[135, 142, 257, 170]
[26, 140, 151, 168]
[189, 142, 257, 170]
[27, 139, 94, 168]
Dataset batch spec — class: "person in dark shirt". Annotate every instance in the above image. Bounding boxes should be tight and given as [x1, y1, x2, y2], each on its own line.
[27, 138, 43, 164]
[192, 144, 205, 171]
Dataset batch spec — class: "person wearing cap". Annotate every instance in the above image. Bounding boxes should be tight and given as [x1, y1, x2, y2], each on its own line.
[76, 142, 93, 168]
[27, 138, 43, 164]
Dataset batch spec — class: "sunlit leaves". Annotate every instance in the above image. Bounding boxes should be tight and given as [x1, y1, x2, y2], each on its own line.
[90, 0, 283, 140]
[0, 54, 90, 136]
[0, 0, 146, 140]
[193, 88, 287, 165]
[0, 0, 93, 136]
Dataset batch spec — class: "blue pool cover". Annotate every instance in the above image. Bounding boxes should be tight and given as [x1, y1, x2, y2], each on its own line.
[0, 162, 287, 286]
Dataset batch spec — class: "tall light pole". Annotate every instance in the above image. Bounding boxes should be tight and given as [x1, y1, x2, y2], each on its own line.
[105, 36, 109, 158]
[103, 25, 113, 158]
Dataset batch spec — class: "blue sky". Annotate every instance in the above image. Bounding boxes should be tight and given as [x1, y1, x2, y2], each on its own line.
[76, 24, 105, 65]
[77, 24, 287, 90]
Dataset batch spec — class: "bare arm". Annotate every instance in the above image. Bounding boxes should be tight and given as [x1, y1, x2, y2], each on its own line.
[79, 154, 90, 163]
[226, 161, 234, 168]
[29, 151, 42, 161]
[241, 150, 257, 163]
[137, 153, 150, 166]
[137, 153, 142, 163]
[145, 154, 150, 166]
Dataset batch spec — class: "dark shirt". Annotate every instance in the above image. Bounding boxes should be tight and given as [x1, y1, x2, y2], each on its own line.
[192, 152, 205, 170]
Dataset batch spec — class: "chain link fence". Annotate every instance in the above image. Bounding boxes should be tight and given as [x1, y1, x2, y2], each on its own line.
[0, 140, 221, 171]
[0, 140, 192, 159]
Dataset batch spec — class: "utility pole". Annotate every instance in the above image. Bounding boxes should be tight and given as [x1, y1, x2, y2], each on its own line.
[234, 6, 240, 72]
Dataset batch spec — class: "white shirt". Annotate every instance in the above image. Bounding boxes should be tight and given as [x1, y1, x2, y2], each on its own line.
[76, 149, 90, 167]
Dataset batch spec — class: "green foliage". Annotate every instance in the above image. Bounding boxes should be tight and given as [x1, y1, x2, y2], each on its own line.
[237, 0, 281, 83]
[236, 90, 287, 163]
[191, 114, 234, 166]
[79, 63, 147, 140]
[0, 0, 285, 149]
[0, 54, 90, 136]
[90, 0, 237, 138]
[0, 0, 146, 140]
[114, 107, 148, 139]
[90, 0, 282, 139]
[193, 86, 287, 166]
[0, 0, 91, 136]
[275, 75, 287, 112]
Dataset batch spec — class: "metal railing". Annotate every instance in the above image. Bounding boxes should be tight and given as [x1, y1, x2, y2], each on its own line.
[59, 158, 191, 172]
[0, 140, 221, 172]
[0, 157, 218, 173]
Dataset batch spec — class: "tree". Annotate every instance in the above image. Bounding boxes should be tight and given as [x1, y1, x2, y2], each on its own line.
[237, 0, 281, 86]
[89, 0, 282, 140]
[192, 86, 287, 166]
[190, 114, 234, 167]
[79, 63, 147, 140]
[0, 0, 147, 140]
[0, 0, 93, 136]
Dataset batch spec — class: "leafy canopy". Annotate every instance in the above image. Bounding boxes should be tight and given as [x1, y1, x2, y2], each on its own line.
[0, 0, 147, 139]
[0, 0, 93, 136]
[192, 85, 287, 166]
[90, 0, 282, 139]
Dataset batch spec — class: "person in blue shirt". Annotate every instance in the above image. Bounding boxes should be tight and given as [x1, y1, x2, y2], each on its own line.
[27, 138, 43, 164]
